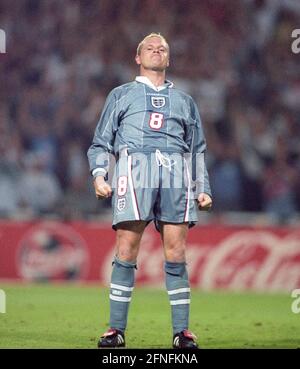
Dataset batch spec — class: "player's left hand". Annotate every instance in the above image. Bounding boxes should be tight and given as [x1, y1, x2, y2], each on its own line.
[197, 193, 212, 211]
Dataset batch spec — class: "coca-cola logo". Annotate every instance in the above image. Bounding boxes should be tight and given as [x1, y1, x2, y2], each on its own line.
[102, 228, 300, 292]
[17, 222, 89, 281]
[200, 231, 300, 291]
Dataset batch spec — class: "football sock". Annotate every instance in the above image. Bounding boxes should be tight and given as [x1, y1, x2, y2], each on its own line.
[109, 256, 136, 333]
[165, 261, 190, 335]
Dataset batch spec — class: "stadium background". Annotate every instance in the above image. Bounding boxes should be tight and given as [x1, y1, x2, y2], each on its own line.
[0, 0, 300, 348]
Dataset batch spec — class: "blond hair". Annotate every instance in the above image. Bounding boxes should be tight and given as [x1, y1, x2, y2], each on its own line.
[136, 33, 169, 56]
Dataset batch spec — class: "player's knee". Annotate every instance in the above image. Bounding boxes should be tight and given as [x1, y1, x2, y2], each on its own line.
[117, 247, 138, 262]
[164, 242, 186, 262]
[116, 235, 140, 262]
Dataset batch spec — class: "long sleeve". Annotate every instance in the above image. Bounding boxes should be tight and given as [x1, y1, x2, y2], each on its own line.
[188, 98, 212, 198]
[87, 90, 119, 178]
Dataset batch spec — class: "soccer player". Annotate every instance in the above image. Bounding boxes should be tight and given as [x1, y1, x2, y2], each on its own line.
[87, 33, 212, 348]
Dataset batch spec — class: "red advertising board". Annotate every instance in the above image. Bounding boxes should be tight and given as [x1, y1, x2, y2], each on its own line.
[0, 220, 300, 292]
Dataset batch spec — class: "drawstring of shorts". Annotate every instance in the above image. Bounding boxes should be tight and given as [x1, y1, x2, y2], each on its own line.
[155, 149, 176, 171]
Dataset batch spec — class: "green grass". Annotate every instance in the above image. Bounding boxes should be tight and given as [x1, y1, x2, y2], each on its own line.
[0, 283, 299, 348]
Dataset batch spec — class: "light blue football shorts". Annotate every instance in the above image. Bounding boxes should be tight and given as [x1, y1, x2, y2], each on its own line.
[111, 149, 198, 231]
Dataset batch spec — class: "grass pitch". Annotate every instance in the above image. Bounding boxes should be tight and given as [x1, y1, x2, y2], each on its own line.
[0, 283, 299, 348]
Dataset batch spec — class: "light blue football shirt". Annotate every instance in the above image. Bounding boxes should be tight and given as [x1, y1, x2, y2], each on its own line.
[87, 77, 211, 196]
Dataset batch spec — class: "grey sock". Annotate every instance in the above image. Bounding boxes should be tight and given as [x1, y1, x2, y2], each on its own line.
[165, 261, 190, 335]
[109, 256, 136, 332]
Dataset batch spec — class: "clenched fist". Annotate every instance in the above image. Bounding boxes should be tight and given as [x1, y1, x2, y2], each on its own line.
[93, 176, 112, 199]
[197, 193, 212, 211]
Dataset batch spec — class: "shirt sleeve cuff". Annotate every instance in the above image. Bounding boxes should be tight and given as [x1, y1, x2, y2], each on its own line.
[92, 168, 107, 178]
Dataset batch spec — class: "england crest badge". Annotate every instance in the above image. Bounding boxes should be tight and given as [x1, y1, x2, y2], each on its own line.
[151, 96, 166, 108]
[117, 198, 126, 211]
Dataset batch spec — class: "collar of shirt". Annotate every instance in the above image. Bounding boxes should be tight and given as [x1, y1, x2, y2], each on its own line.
[135, 76, 174, 91]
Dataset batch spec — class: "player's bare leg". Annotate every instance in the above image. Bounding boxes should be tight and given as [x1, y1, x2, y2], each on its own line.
[160, 222, 188, 262]
[159, 221, 198, 349]
[98, 221, 146, 348]
[115, 220, 147, 262]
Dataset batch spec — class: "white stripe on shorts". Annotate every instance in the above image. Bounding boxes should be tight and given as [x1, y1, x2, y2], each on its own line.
[184, 158, 191, 222]
[127, 155, 140, 220]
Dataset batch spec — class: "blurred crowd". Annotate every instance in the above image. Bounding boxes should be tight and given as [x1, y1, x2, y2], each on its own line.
[0, 0, 300, 223]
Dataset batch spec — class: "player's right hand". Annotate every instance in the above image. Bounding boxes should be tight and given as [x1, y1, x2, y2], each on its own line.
[93, 176, 112, 199]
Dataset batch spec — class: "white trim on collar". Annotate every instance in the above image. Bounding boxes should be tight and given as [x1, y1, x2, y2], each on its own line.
[135, 76, 173, 91]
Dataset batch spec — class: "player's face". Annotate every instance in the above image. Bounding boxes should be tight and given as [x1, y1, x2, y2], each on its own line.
[136, 37, 169, 72]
